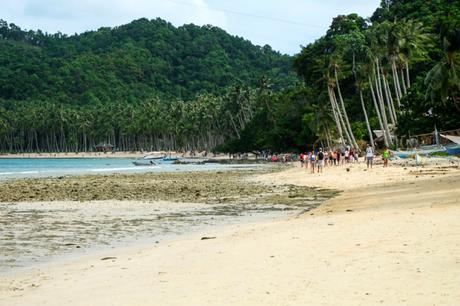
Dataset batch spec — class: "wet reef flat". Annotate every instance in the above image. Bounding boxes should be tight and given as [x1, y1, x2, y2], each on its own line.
[0, 168, 337, 271]
[0, 169, 337, 206]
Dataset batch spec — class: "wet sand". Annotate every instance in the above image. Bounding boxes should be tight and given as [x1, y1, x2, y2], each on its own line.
[0, 168, 336, 271]
[1, 159, 460, 305]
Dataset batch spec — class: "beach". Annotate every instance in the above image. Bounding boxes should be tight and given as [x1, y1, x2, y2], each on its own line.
[1, 158, 460, 305]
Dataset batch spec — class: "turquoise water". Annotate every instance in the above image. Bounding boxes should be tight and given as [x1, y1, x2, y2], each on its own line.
[0, 158, 262, 180]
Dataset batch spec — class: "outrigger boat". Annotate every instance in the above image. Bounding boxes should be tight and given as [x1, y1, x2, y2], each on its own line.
[393, 146, 446, 159]
[132, 160, 156, 166]
[142, 154, 181, 161]
[142, 155, 164, 160]
[162, 156, 180, 161]
[440, 134, 460, 155]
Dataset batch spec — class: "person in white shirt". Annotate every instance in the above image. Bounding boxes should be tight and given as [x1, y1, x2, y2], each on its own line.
[365, 144, 374, 169]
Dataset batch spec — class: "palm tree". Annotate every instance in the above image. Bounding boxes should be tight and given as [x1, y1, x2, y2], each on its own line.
[425, 18, 460, 111]
[399, 19, 431, 91]
[330, 56, 360, 150]
[366, 27, 393, 146]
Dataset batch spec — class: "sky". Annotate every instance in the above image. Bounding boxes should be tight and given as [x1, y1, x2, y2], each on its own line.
[2, 0, 381, 55]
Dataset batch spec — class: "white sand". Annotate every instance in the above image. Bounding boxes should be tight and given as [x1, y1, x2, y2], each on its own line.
[1, 160, 460, 305]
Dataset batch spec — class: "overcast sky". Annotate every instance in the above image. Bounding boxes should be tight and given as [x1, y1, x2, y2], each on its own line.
[2, 0, 381, 55]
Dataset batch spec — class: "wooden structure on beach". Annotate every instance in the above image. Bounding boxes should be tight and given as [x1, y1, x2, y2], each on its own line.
[399, 128, 460, 149]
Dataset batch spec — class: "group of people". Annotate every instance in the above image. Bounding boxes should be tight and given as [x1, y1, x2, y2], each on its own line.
[300, 145, 391, 173]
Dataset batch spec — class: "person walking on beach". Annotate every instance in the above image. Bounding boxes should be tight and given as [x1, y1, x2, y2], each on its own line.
[382, 147, 390, 167]
[316, 148, 324, 173]
[365, 144, 374, 169]
[309, 151, 316, 173]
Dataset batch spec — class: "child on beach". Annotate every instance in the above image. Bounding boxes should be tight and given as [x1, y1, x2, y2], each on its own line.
[382, 147, 390, 167]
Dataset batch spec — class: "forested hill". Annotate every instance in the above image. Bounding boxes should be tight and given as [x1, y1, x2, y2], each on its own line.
[0, 18, 297, 103]
[1, 0, 459, 154]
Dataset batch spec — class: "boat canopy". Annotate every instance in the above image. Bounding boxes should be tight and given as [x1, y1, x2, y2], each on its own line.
[440, 134, 460, 145]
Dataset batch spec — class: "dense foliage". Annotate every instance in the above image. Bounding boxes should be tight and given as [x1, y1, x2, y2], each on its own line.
[1, 0, 459, 153]
[0, 18, 297, 152]
[291, 0, 460, 150]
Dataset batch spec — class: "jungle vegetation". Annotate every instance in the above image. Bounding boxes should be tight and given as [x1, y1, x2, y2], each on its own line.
[0, 0, 459, 153]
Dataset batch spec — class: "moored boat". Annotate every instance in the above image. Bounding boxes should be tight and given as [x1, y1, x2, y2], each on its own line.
[132, 160, 156, 166]
[446, 144, 460, 155]
[162, 156, 180, 162]
[393, 146, 446, 158]
[440, 134, 460, 155]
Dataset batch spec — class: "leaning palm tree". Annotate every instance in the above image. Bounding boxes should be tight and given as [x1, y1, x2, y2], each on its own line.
[355, 64, 375, 148]
[329, 55, 360, 150]
[365, 26, 393, 146]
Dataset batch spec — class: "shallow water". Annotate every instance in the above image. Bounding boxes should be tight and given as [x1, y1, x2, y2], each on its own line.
[0, 198, 323, 273]
[0, 158, 264, 180]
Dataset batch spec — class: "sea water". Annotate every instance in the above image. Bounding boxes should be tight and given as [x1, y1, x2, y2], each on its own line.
[0, 157, 263, 180]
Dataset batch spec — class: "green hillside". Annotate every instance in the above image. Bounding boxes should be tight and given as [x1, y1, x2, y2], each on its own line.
[0, 18, 296, 103]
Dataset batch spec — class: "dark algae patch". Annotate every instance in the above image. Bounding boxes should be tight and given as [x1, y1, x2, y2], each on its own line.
[0, 170, 338, 209]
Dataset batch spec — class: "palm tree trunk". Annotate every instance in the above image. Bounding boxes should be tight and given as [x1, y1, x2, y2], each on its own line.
[327, 85, 346, 147]
[383, 75, 398, 124]
[390, 59, 402, 106]
[374, 61, 393, 146]
[331, 88, 352, 147]
[359, 89, 375, 148]
[381, 72, 396, 126]
[334, 67, 359, 150]
[400, 68, 407, 94]
[405, 61, 411, 88]
[228, 113, 241, 139]
[369, 76, 385, 136]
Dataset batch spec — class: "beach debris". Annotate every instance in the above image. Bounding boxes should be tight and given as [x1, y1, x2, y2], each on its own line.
[100, 256, 117, 261]
[346, 209, 353, 212]
[201, 236, 216, 240]
[64, 243, 81, 248]
[346, 168, 350, 172]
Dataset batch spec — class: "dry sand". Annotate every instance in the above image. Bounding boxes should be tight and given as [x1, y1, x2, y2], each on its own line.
[1, 159, 460, 305]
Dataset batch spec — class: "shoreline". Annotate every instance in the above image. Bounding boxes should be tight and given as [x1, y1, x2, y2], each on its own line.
[1, 160, 460, 305]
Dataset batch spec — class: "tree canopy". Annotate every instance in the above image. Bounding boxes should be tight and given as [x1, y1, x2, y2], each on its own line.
[1, 0, 459, 153]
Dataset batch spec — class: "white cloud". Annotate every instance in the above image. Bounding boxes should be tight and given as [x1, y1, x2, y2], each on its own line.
[2, 0, 228, 33]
